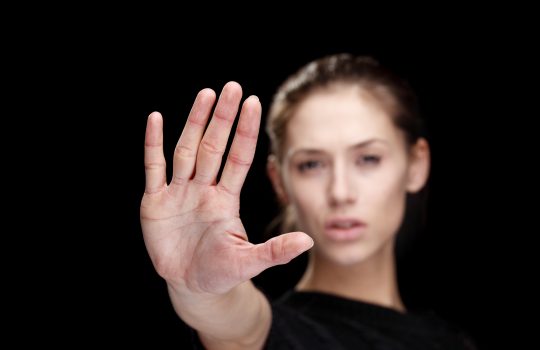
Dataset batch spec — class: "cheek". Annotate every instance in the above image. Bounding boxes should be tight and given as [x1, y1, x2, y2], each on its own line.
[369, 168, 407, 204]
[365, 167, 408, 235]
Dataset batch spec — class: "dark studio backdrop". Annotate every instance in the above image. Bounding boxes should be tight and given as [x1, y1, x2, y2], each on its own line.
[86, 35, 519, 349]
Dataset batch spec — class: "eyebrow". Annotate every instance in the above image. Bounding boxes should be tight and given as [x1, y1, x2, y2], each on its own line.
[287, 139, 388, 158]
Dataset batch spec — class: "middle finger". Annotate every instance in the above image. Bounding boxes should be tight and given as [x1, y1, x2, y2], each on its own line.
[193, 81, 243, 185]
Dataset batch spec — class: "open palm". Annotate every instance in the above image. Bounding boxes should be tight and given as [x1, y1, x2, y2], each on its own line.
[141, 82, 312, 296]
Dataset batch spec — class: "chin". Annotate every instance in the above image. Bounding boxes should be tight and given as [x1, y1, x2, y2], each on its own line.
[318, 242, 376, 266]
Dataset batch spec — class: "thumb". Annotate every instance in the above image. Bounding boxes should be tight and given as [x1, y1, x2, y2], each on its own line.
[242, 232, 314, 279]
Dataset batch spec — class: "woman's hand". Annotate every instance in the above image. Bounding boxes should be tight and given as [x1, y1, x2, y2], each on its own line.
[140, 82, 313, 296]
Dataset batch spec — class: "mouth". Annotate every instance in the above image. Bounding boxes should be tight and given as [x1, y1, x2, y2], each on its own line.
[324, 217, 367, 242]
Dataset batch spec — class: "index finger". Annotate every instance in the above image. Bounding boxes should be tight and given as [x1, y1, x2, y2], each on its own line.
[193, 82, 243, 185]
[217, 95, 261, 196]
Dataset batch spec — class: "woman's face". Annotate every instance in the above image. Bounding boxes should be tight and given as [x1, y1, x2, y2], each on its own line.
[278, 85, 428, 265]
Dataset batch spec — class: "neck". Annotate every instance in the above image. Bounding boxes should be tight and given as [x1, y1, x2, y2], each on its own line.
[295, 240, 405, 312]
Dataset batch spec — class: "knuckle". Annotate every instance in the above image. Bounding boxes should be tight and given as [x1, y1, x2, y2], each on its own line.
[268, 237, 284, 263]
[171, 175, 187, 186]
[227, 153, 251, 167]
[200, 140, 224, 156]
[144, 162, 166, 170]
[175, 145, 196, 159]
[217, 183, 238, 197]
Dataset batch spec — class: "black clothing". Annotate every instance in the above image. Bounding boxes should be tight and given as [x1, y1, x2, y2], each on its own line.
[264, 290, 475, 349]
[192, 290, 476, 349]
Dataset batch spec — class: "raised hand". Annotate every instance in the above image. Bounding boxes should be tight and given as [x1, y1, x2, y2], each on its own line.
[140, 82, 313, 296]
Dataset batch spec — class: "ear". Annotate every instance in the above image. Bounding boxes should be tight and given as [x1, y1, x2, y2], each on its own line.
[267, 155, 289, 205]
[406, 138, 431, 193]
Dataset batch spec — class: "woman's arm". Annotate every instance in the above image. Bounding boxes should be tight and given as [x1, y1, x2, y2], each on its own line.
[170, 281, 271, 349]
[140, 82, 312, 349]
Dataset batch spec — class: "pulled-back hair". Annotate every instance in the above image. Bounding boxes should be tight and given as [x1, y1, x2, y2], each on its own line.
[265, 53, 427, 239]
[266, 53, 424, 161]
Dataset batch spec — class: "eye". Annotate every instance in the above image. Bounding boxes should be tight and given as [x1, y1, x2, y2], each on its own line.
[297, 160, 324, 173]
[356, 155, 381, 166]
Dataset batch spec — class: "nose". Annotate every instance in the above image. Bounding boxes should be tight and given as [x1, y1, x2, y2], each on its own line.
[328, 162, 356, 207]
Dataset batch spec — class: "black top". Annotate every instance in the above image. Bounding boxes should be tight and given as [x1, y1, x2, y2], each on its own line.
[192, 290, 476, 349]
[264, 290, 476, 349]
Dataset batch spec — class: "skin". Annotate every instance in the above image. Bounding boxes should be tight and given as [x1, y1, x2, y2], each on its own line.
[141, 82, 312, 350]
[267, 84, 430, 310]
[141, 82, 429, 349]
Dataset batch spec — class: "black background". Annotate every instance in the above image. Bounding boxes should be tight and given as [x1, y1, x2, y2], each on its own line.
[44, 28, 526, 349]
[135, 49, 491, 348]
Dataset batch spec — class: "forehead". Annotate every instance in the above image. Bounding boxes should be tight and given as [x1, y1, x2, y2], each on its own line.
[285, 85, 401, 150]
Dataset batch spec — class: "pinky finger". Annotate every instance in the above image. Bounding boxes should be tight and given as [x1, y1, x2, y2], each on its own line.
[144, 112, 167, 194]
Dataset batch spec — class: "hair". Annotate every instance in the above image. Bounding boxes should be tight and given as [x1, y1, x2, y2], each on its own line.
[265, 53, 428, 239]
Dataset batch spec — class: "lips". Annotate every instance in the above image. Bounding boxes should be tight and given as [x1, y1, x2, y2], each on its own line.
[324, 217, 367, 242]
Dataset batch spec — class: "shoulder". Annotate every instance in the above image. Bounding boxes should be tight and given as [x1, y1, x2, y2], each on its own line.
[264, 291, 347, 349]
[415, 310, 478, 350]
[265, 290, 477, 350]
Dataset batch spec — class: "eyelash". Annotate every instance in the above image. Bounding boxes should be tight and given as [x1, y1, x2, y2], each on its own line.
[296, 155, 381, 173]
[297, 160, 324, 172]
[356, 155, 381, 166]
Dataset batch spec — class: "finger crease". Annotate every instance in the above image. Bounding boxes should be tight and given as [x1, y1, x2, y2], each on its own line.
[200, 140, 225, 155]
[227, 154, 251, 166]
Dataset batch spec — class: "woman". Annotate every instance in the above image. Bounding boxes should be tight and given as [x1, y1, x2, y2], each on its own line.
[141, 54, 475, 349]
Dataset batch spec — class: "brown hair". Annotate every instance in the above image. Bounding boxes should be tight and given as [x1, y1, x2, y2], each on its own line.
[265, 53, 427, 235]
